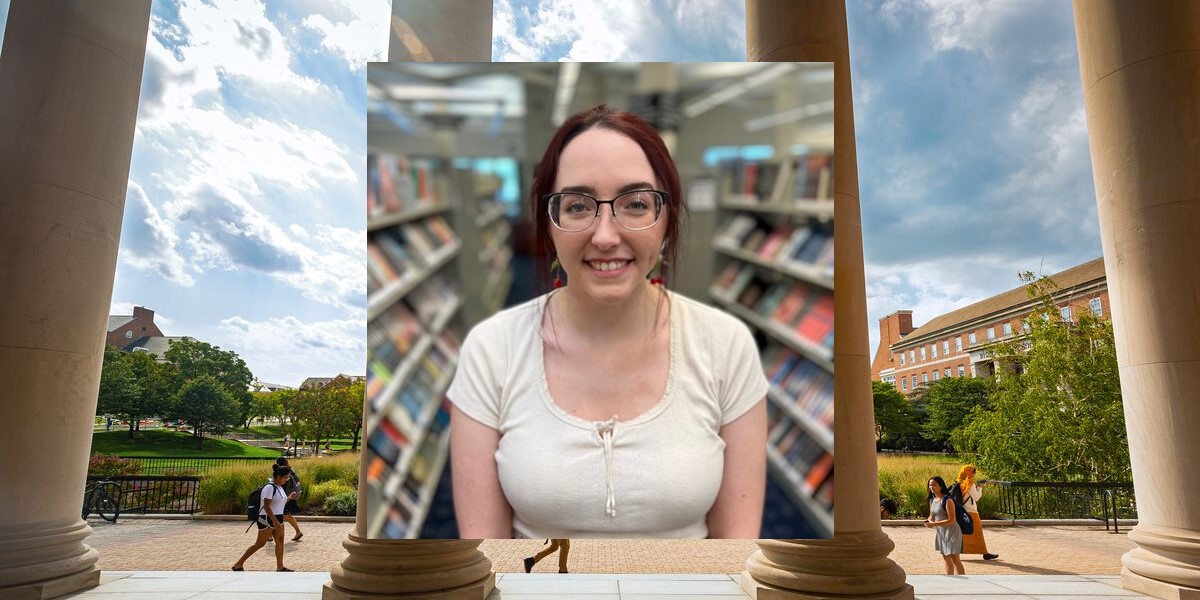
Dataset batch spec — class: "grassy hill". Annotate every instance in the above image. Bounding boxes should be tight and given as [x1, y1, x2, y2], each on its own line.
[91, 430, 281, 457]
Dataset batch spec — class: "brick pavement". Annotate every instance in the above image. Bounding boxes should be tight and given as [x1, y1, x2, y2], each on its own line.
[86, 518, 1134, 576]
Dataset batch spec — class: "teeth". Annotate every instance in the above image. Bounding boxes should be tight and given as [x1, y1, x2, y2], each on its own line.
[590, 260, 627, 272]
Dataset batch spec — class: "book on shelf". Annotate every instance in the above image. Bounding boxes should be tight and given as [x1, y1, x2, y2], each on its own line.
[368, 154, 442, 219]
[720, 154, 834, 206]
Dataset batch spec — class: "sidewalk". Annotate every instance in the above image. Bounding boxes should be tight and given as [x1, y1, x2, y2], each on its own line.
[87, 518, 1135, 575]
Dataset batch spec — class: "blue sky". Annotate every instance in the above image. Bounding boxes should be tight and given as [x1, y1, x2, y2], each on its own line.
[0, 0, 1101, 382]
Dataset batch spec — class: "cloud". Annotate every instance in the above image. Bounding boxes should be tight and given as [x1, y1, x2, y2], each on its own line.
[491, 0, 744, 61]
[177, 183, 305, 274]
[120, 181, 196, 286]
[218, 315, 365, 386]
[301, 0, 390, 69]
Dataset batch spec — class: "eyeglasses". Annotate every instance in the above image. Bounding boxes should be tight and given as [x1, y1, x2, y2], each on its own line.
[545, 189, 667, 232]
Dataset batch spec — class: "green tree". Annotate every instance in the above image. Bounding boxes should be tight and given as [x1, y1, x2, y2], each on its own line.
[245, 391, 283, 429]
[953, 272, 1129, 482]
[167, 375, 241, 447]
[335, 377, 366, 452]
[290, 383, 343, 454]
[920, 376, 993, 446]
[164, 338, 254, 425]
[872, 381, 923, 450]
[97, 357, 142, 438]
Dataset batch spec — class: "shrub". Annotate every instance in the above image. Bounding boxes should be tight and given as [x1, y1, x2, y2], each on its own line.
[303, 480, 354, 511]
[323, 491, 357, 516]
[88, 454, 141, 476]
[294, 453, 359, 487]
[196, 464, 270, 515]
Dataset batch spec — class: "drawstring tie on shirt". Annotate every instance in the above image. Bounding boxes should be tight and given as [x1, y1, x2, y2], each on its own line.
[595, 416, 618, 517]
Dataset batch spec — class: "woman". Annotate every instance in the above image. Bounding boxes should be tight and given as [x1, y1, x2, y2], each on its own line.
[955, 464, 999, 560]
[232, 465, 297, 572]
[925, 476, 965, 575]
[275, 457, 303, 541]
[448, 105, 768, 539]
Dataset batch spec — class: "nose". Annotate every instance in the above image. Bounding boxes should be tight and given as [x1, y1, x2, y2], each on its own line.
[590, 206, 620, 249]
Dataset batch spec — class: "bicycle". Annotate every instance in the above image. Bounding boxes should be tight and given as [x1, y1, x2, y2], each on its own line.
[82, 479, 122, 522]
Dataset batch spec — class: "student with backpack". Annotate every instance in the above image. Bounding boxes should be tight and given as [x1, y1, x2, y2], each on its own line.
[275, 457, 304, 541]
[232, 465, 296, 572]
[953, 464, 999, 561]
[924, 475, 965, 575]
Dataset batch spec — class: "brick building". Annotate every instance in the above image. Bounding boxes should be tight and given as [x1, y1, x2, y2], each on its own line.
[105, 306, 164, 348]
[871, 257, 1110, 392]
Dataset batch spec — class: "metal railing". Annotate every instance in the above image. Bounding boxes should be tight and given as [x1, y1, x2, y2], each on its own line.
[84, 474, 201, 515]
[112, 456, 279, 475]
[989, 481, 1136, 533]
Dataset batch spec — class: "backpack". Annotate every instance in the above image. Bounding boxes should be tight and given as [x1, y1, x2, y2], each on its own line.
[941, 493, 974, 535]
[246, 482, 280, 522]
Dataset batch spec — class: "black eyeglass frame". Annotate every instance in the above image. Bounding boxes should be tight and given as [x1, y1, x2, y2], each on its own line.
[542, 189, 669, 232]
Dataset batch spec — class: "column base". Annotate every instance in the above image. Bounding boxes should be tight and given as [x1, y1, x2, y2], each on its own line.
[740, 570, 913, 600]
[0, 566, 99, 600]
[323, 572, 495, 600]
[1123, 568, 1200, 600]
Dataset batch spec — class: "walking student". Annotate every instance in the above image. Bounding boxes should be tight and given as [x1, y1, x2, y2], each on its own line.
[954, 464, 999, 560]
[924, 476, 965, 575]
[275, 457, 304, 541]
[232, 465, 296, 572]
[524, 539, 570, 574]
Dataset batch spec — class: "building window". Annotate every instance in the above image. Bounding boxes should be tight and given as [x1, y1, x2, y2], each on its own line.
[931, 344, 938, 359]
[1090, 297, 1102, 316]
[909, 350, 915, 363]
[124, 330, 133, 339]
[919, 347, 926, 361]
[899, 353, 905, 366]
[968, 332, 977, 345]
[933, 370, 940, 381]
[956, 337, 963, 352]
[944, 368, 951, 378]
[1061, 305, 1072, 321]
[943, 340, 950, 355]
[1022, 319, 1031, 333]
[921, 373, 928, 384]
[958, 365, 966, 377]
[902, 377, 908, 391]
[1003, 322, 1013, 336]
[987, 327, 995, 340]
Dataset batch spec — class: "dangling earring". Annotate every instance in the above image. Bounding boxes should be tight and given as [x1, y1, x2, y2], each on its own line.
[648, 254, 665, 286]
[550, 256, 564, 289]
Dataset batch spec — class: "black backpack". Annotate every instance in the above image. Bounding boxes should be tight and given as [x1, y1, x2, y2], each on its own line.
[246, 482, 280, 523]
[941, 492, 974, 535]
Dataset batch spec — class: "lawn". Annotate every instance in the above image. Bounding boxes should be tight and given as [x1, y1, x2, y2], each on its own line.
[877, 453, 999, 518]
[91, 430, 281, 457]
[241, 425, 360, 452]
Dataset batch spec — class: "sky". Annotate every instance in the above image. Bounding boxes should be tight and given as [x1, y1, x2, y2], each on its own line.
[0, 0, 1101, 383]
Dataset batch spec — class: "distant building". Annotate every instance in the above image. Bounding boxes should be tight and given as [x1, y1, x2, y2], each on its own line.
[299, 375, 366, 390]
[106, 306, 164, 348]
[250, 381, 294, 393]
[121, 335, 193, 361]
[871, 257, 1110, 392]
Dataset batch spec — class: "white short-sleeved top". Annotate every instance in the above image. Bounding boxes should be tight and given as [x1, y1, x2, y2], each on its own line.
[260, 482, 285, 516]
[446, 290, 768, 539]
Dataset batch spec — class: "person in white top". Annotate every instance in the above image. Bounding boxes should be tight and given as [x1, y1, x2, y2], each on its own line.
[232, 465, 297, 572]
[449, 105, 768, 539]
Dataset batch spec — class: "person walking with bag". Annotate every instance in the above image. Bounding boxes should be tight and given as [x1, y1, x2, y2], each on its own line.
[953, 464, 998, 561]
[275, 457, 304, 541]
[523, 539, 570, 574]
[924, 476, 965, 575]
[232, 465, 296, 572]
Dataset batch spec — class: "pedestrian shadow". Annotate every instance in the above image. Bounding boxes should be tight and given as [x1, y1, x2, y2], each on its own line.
[960, 560, 1074, 576]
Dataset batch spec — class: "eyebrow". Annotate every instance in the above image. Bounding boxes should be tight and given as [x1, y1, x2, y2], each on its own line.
[558, 181, 657, 195]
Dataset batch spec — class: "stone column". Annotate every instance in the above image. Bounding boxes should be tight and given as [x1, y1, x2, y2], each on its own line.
[324, 3, 497, 599]
[388, 0, 493, 62]
[741, 2, 911, 598]
[1072, 2, 1200, 598]
[0, 1, 152, 599]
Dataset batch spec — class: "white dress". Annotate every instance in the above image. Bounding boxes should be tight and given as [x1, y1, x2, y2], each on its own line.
[447, 291, 768, 538]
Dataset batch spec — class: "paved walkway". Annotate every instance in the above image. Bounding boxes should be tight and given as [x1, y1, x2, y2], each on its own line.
[66, 571, 1156, 599]
[88, 518, 1135, 576]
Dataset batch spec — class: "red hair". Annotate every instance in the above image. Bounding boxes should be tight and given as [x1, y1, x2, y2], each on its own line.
[530, 104, 686, 292]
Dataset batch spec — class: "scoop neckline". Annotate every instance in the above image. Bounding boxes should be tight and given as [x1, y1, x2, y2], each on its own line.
[536, 289, 678, 430]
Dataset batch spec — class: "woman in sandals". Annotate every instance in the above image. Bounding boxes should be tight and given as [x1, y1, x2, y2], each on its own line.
[924, 476, 965, 575]
[232, 465, 297, 572]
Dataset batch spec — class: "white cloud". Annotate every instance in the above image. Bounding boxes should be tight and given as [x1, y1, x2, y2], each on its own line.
[120, 181, 196, 286]
[301, 0, 391, 68]
[219, 315, 365, 386]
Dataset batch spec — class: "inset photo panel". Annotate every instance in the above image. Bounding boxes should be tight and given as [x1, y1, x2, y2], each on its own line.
[364, 62, 834, 539]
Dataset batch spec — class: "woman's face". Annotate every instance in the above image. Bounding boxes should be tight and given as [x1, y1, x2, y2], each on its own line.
[550, 127, 667, 306]
[928, 479, 939, 493]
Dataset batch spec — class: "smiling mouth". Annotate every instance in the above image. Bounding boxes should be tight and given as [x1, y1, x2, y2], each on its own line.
[586, 259, 632, 272]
